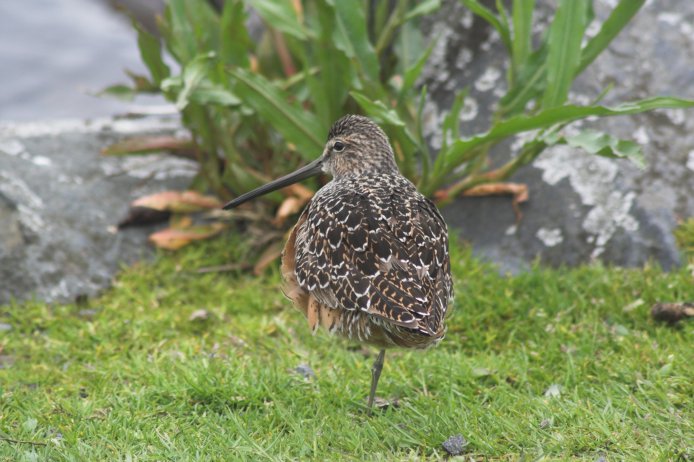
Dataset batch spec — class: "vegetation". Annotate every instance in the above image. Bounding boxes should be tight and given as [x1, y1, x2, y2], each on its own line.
[1, 237, 692, 460]
[103, 0, 694, 249]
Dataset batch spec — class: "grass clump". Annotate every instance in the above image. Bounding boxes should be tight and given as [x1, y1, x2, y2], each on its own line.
[0, 238, 692, 460]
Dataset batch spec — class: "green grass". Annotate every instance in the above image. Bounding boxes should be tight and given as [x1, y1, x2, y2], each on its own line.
[1, 236, 692, 461]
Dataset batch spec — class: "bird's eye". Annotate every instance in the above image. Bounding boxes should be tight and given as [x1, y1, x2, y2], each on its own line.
[333, 141, 345, 152]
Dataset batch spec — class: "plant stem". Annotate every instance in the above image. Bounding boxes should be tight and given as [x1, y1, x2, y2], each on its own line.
[436, 140, 546, 206]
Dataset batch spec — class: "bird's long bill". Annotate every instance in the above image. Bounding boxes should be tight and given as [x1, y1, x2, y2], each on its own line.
[222, 157, 323, 210]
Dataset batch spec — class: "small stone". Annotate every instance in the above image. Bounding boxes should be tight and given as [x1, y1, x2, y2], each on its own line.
[442, 434, 467, 456]
[539, 418, 551, 429]
[294, 364, 316, 380]
[0, 323, 12, 332]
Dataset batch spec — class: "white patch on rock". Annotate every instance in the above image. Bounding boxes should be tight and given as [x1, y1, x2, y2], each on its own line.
[536, 227, 563, 247]
[505, 224, 518, 236]
[31, 156, 52, 167]
[0, 139, 25, 156]
[687, 150, 694, 171]
[534, 145, 640, 258]
[0, 171, 46, 233]
[0, 115, 180, 138]
[633, 126, 650, 145]
[101, 154, 198, 181]
[474, 67, 501, 92]
[459, 97, 478, 122]
[657, 12, 681, 26]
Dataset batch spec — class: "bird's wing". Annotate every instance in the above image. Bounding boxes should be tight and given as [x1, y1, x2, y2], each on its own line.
[294, 185, 451, 335]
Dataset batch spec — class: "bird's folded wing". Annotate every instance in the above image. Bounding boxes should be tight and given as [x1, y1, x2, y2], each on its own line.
[295, 188, 451, 335]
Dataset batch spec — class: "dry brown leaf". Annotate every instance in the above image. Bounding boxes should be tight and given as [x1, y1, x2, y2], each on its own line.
[133, 191, 223, 213]
[273, 197, 304, 226]
[253, 241, 283, 275]
[149, 223, 227, 250]
[283, 183, 314, 201]
[436, 182, 529, 222]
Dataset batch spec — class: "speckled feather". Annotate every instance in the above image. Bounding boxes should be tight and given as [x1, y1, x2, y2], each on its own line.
[281, 115, 453, 349]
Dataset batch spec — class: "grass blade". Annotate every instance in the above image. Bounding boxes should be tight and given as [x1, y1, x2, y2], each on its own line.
[541, 0, 589, 108]
[331, 0, 380, 83]
[510, 0, 534, 80]
[442, 97, 694, 167]
[246, 0, 309, 40]
[459, 0, 512, 53]
[350, 92, 405, 127]
[577, 0, 646, 76]
[220, 0, 251, 67]
[229, 68, 323, 158]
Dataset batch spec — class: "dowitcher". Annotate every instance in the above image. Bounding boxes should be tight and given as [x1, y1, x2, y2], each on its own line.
[223, 115, 452, 411]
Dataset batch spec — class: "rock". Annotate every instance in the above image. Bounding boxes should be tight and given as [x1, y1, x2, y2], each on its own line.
[0, 117, 197, 304]
[422, 0, 694, 271]
[294, 364, 316, 380]
[442, 434, 468, 456]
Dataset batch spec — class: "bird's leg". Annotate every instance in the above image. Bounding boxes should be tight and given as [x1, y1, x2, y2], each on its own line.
[367, 349, 386, 414]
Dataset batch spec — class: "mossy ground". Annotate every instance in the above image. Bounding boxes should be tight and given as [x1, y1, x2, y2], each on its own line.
[1, 235, 692, 461]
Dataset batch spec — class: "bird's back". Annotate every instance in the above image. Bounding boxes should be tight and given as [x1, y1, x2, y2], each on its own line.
[281, 173, 453, 349]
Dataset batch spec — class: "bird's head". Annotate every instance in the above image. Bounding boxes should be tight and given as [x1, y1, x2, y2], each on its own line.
[223, 115, 399, 210]
[318, 114, 398, 178]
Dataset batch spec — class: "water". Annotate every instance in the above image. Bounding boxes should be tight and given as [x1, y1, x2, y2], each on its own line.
[0, 0, 164, 121]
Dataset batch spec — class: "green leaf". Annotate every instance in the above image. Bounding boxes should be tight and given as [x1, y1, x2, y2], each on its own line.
[459, 0, 512, 53]
[441, 90, 468, 150]
[165, 0, 200, 62]
[246, 0, 309, 40]
[350, 92, 405, 127]
[558, 130, 645, 168]
[404, 0, 441, 22]
[442, 97, 694, 167]
[220, 0, 251, 67]
[229, 68, 324, 158]
[133, 19, 170, 85]
[541, 0, 589, 108]
[188, 81, 241, 107]
[401, 40, 434, 95]
[174, 54, 213, 110]
[330, 0, 380, 83]
[302, 0, 353, 131]
[577, 0, 646, 76]
[510, 0, 534, 78]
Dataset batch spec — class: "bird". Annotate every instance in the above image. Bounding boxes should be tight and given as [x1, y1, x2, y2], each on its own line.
[223, 115, 453, 411]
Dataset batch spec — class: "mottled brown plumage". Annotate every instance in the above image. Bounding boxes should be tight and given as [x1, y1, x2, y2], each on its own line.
[224, 115, 453, 410]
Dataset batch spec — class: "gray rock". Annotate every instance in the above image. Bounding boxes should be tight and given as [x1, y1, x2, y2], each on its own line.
[442, 434, 468, 456]
[0, 117, 196, 304]
[423, 0, 694, 271]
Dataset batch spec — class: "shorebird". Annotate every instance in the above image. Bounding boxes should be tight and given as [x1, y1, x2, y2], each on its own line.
[223, 115, 452, 411]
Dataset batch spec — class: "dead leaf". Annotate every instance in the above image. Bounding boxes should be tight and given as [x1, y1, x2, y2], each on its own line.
[283, 183, 314, 201]
[462, 182, 528, 222]
[101, 136, 194, 157]
[435, 182, 528, 222]
[253, 242, 283, 275]
[133, 191, 223, 213]
[273, 197, 304, 226]
[189, 309, 211, 322]
[149, 223, 227, 250]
